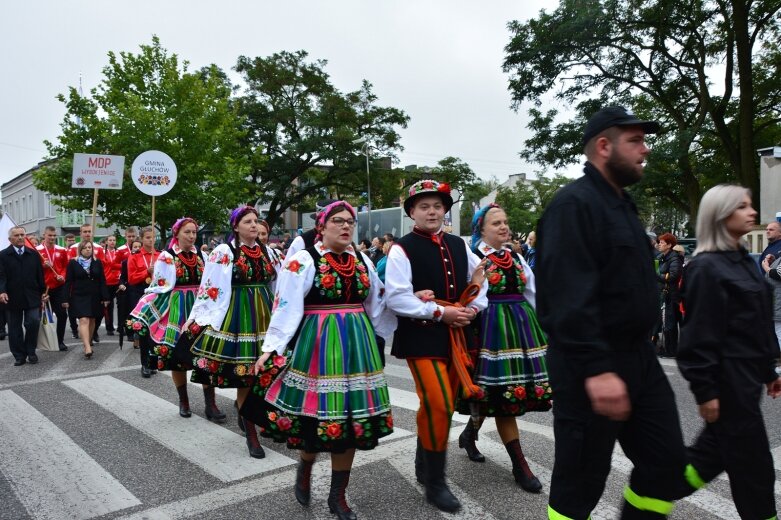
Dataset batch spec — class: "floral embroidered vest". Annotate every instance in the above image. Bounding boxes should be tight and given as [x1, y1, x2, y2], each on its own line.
[170, 248, 204, 286]
[476, 249, 527, 296]
[304, 247, 370, 305]
[229, 243, 275, 285]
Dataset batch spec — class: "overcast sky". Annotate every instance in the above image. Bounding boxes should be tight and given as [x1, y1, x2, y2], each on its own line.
[1, 0, 582, 190]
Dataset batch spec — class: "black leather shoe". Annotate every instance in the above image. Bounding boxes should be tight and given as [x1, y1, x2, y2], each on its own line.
[458, 421, 486, 463]
[28, 355, 38, 364]
[72, 332, 79, 339]
[59, 343, 68, 351]
[141, 366, 151, 378]
[0, 333, 6, 340]
[13, 359, 25, 366]
[107, 330, 115, 336]
[92, 334, 100, 344]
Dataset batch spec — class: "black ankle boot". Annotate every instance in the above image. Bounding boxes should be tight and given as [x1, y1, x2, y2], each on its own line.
[415, 438, 425, 484]
[295, 457, 315, 506]
[458, 420, 485, 462]
[176, 384, 191, 418]
[242, 417, 265, 458]
[327, 470, 357, 520]
[203, 386, 226, 423]
[505, 439, 542, 493]
[423, 449, 461, 512]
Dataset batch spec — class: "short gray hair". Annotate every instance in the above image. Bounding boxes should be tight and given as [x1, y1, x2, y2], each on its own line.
[694, 184, 751, 255]
[8, 226, 25, 238]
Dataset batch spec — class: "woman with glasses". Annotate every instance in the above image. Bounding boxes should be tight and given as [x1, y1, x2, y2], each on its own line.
[184, 205, 279, 458]
[248, 201, 394, 520]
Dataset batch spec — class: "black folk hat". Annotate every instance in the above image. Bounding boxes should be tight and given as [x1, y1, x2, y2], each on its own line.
[403, 179, 453, 217]
[582, 106, 660, 146]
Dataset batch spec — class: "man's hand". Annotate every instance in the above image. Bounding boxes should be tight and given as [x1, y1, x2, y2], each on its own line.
[767, 377, 781, 398]
[698, 398, 719, 423]
[0, 293, 8, 304]
[584, 372, 631, 421]
[441, 306, 472, 328]
[41, 293, 49, 302]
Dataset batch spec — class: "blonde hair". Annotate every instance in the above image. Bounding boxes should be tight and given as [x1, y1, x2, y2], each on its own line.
[694, 184, 751, 255]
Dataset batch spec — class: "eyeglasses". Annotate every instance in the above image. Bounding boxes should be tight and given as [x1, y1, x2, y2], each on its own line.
[329, 217, 356, 227]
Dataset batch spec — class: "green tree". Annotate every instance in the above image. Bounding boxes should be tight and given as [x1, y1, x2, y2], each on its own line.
[34, 37, 249, 234]
[234, 50, 409, 225]
[504, 0, 781, 219]
[494, 173, 573, 235]
[459, 176, 500, 235]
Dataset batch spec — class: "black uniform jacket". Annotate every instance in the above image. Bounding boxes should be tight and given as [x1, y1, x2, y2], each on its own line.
[536, 162, 660, 380]
[0, 245, 46, 310]
[678, 250, 779, 404]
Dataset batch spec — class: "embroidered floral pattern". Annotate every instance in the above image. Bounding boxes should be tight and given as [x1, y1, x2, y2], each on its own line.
[197, 280, 222, 301]
[314, 254, 370, 300]
[485, 253, 527, 294]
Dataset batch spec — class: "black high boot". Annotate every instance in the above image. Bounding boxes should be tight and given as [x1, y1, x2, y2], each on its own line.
[176, 384, 191, 418]
[505, 439, 542, 493]
[295, 457, 315, 506]
[423, 450, 461, 513]
[241, 417, 266, 459]
[327, 470, 357, 520]
[415, 438, 425, 484]
[458, 420, 485, 462]
[203, 386, 226, 423]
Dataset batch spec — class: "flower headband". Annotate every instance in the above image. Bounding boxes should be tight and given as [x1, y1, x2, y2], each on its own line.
[316, 201, 357, 229]
[471, 203, 501, 252]
[168, 216, 198, 250]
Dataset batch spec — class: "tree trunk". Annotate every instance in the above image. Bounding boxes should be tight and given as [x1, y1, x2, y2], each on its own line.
[732, 0, 759, 206]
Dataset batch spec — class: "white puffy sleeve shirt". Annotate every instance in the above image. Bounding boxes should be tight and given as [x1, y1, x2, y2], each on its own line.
[187, 244, 234, 330]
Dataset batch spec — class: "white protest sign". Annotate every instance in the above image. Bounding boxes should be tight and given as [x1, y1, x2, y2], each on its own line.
[131, 151, 178, 196]
[71, 153, 125, 189]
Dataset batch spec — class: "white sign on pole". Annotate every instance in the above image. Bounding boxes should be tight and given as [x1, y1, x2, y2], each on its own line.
[71, 153, 125, 189]
[131, 151, 178, 196]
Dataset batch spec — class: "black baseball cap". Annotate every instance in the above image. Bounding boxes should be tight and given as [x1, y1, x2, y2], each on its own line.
[308, 198, 338, 220]
[582, 106, 660, 146]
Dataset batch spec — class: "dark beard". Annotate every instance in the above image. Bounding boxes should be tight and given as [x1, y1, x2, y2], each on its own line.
[605, 154, 642, 188]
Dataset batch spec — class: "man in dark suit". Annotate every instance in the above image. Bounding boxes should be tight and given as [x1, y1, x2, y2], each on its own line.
[0, 226, 47, 366]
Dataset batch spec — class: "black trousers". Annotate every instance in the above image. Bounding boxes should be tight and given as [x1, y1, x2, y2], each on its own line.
[7, 307, 41, 362]
[0, 302, 6, 334]
[687, 359, 777, 520]
[547, 345, 688, 519]
[104, 285, 118, 332]
[48, 286, 68, 344]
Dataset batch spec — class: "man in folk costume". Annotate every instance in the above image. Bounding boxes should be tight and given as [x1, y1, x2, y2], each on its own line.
[385, 179, 488, 513]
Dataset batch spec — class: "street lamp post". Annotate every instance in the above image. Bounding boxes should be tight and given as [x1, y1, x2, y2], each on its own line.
[353, 137, 372, 240]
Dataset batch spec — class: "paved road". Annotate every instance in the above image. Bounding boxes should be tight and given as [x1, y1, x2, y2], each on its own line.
[1, 329, 780, 520]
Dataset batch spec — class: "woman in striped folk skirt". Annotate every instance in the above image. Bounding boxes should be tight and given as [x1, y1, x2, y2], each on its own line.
[250, 201, 394, 520]
[457, 203, 551, 493]
[183, 206, 280, 459]
[130, 218, 227, 421]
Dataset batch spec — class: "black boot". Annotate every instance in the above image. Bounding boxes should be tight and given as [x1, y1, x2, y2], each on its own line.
[415, 438, 425, 484]
[505, 439, 542, 493]
[620, 500, 668, 519]
[203, 386, 226, 423]
[423, 449, 461, 513]
[327, 470, 357, 520]
[234, 400, 245, 434]
[294, 457, 315, 506]
[458, 420, 485, 462]
[176, 384, 191, 418]
[242, 417, 266, 458]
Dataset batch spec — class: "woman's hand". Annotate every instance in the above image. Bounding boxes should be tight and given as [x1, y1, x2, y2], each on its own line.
[414, 289, 435, 302]
[767, 377, 781, 398]
[183, 319, 194, 332]
[117, 284, 126, 292]
[698, 398, 719, 423]
[471, 259, 488, 286]
[255, 352, 273, 373]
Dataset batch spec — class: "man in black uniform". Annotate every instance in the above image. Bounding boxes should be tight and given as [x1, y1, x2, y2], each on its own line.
[536, 106, 688, 519]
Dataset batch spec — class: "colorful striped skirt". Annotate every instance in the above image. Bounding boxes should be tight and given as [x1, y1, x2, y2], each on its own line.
[131, 285, 198, 371]
[458, 294, 552, 417]
[258, 303, 393, 452]
[189, 283, 272, 388]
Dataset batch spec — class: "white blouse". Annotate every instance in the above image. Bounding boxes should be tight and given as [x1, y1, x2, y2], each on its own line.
[475, 240, 537, 309]
[188, 241, 281, 330]
[262, 241, 396, 355]
[144, 245, 199, 295]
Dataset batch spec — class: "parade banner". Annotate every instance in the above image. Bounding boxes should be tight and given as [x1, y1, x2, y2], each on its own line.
[71, 153, 125, 189]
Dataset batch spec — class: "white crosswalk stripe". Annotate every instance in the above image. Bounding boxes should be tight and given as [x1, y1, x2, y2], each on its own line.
[0, 367, 777, 519]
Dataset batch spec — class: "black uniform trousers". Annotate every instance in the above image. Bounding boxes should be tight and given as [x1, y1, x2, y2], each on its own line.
[48, 285, 68, 345]
[548, 344, 687, 519]
[7, 307, 41, 362]
[104, 284, 118, 332]
[686, 359, 777, 520]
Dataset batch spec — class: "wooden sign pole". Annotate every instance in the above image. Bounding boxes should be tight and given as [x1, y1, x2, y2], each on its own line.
[91, 188, 98, 231]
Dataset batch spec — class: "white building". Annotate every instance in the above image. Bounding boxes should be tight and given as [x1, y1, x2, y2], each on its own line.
[479, 173, 530, 207]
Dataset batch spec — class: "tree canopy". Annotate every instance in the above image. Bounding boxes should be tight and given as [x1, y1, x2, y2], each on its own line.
[34, 36, 249, 232]
[494, 173, 573, 235]
[504, 0, 781, 221]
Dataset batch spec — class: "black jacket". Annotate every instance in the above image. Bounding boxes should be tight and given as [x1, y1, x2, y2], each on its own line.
[536, 162, 660, 380]
[64, 259, 109, 318]
[678, 250, 779, 404]
[0, 244, 46, 310]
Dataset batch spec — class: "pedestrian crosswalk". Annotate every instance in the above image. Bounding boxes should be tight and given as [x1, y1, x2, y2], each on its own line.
[0, 347, 779, 520]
